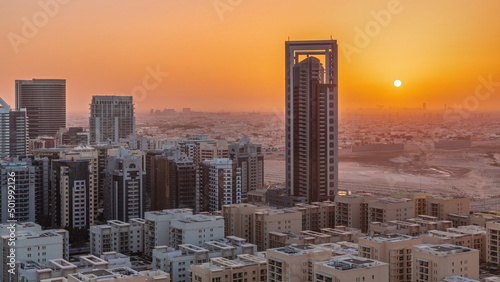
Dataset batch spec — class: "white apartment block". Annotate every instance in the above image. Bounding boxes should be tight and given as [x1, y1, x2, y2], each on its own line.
[144, 209, 193, 256]
[169, 214, 225, 249]
[1, 227, 68, 281]
[90, 218, 146, 255]
[412, 244, 479, 281]
[152, 236, 256, 282]
[314, 255, 389, 282]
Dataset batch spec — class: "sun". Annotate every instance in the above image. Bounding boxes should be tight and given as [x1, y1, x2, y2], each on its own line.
[394, 80, 402, 87]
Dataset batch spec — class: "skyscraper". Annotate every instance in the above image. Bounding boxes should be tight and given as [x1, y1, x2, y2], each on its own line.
[104, 149, 145, 221]
[151, 151, 197, 211]
[51, 159, 90, 228]
[197, 158, 241, 212]
[285, 40, 338, 203]
[0, 97, 29, 157]
[89, 96, 135, 144]
[15, 79, 66, 138]
[228, 137, 264, 198]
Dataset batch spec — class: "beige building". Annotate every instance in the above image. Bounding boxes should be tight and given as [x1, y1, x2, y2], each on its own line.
[222, 203, 264, 242]
[335, 193, 378, 232]
[190, 254, 267, 282]
[292, 201, 336, 231]
[486, 221, 500, 269]
[421, 225, 486, 262]
[392, 192, 432, 217]
[358, 234, 422, 282]
[65, 267, 170, 281]
[368, 197, 415, 224]
[412, 244, 479, 281]
[370, 215, 453, 236]
[253, 209, 302, 251]
[426, 195, 470, 220]
[314, 255, 389, 282]
[447, 211, 500, 228]
[266, 244, 332, 282]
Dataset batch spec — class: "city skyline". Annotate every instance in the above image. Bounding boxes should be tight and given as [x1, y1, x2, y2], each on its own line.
[1, 1, 500, 113]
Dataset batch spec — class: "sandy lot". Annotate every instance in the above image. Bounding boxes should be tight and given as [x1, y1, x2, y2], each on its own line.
[265, 141, 500, 211]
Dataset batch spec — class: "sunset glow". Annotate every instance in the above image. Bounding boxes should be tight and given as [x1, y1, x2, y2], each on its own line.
[1, 0, 500, 113]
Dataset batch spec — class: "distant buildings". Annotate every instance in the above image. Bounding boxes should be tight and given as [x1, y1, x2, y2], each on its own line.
[285, 40, 338, 203]
[89, 95, 135, 144]
[15, 79, 66, 138]
[0, 97, 28, 157]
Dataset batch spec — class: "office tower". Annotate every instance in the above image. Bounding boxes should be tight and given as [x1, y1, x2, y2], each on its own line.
[285, 40, 338, 203]
[51, 159, 91, 228]
[228, 137, 264, 199]
[104, 149, 145, 221]
[0, 97, 29, 157]
[89, 95, 135, 144]
[197, 158, 241, 212]
[15, 79, 66, 138]
[0, 160, 36, 223]
[151, 151, 197, 211]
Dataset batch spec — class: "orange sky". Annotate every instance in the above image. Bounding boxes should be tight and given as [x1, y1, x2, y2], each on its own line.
[1, 0, 500, 113]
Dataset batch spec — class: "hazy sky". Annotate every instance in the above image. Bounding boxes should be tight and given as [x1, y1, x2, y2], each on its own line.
[1, 0, 500, 113]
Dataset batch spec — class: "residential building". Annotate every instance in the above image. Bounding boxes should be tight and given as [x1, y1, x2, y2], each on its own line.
[412, 244, 479, 281]
[426, 195, 470, 220]
[228, 137, 264, 199]
[335, 193, 378, 232]
[144, 209, 193, 256]
[486, 221, 500, 269]
[314, 255, 389, 282]
[0, 97, 28, 157]
[285, 40, 338, 203]
[190, 254, 267, 282]
[90, 218, 146, 255]
[358, 234, 422, 282]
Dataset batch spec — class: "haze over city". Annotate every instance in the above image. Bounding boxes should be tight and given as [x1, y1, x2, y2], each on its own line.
[2, 0, 500, 113]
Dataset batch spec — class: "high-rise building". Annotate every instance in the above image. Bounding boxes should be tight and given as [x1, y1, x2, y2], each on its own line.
[151, 151, 197, 211]
[89, 96, 135, 144]
[15, 79, 66, 138]
[104, 149, 145, 221]
[0, 160, 36, 223]
[0, 97, 29, 157]
[51, 159, 91, 228]
[197, 158, 241, 212]
[285, 40, 338, 203]
[229, 137, 264, 199]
